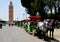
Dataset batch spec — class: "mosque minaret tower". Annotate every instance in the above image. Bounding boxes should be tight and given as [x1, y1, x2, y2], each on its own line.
[9, 0, 13, 23]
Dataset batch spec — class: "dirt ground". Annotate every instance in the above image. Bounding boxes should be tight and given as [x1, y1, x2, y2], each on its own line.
[54, 28, 60, 41]
[48, 27, 60, 41]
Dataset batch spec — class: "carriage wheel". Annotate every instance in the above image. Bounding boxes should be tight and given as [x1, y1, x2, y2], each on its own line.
[32, 29, 36, 36]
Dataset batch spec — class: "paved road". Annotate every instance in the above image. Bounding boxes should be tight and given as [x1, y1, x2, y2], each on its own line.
[0, 25, 45, 42]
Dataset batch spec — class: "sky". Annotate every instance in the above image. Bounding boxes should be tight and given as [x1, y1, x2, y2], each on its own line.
[0, 0, 29, 21]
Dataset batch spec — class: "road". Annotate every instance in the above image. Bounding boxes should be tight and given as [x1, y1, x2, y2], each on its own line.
[0, 25, 45, 42]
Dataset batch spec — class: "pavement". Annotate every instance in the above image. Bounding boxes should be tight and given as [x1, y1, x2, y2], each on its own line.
[46, 28, 60, 42]
[54, 28, 60, 41]
[0, 25, 60, 42]
[0, 25, 45, 42]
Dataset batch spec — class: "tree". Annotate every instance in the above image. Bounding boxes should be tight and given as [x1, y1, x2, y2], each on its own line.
[21, 0, 60, 20]
[21, 0, 31, 14]
[21, 0, 46, 16]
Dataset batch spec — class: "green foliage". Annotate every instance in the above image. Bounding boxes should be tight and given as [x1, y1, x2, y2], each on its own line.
[21, 0, 46, 16]
[21, 0, 60, 19]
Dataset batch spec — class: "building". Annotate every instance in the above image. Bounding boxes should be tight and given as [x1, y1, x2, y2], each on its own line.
[9, 0, 13, 23]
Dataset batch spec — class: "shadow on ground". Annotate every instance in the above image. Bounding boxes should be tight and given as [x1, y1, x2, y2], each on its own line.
[0, 28, 2, 29]
[35, 34, 60, 42]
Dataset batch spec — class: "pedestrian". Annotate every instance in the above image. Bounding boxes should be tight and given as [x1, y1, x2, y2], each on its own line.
[48, 19, 55, 39]
[51, 19, 55, 39]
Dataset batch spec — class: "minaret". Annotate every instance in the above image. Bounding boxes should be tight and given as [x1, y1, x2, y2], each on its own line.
[9, 0, 13, 23]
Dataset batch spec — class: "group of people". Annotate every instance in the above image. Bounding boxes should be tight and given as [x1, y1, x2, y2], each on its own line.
[37, 19, 56, 39]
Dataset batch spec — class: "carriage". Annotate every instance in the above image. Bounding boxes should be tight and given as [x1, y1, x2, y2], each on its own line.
[26, 16, 41, 35]
[23, 16, 55, 38]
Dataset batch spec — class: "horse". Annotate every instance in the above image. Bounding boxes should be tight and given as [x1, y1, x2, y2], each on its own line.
[37, 19, 55, 39]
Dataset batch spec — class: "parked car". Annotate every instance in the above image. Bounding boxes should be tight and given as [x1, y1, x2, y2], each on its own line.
[0, 23, 2, 28]
[0, 21, 6, 26]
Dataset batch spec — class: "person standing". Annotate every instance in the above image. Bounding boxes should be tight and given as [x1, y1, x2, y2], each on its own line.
[51, 19, 55, 39]
[48, 19, 55, 39]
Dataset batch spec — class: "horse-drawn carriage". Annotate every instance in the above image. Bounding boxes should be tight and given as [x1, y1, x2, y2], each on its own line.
[37, 19, 56, 39]
[24, 16, 40, 35]
[24, 16, 56, 38]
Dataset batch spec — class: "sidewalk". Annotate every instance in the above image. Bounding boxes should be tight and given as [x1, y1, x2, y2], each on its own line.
[47, 28, 60, 42]
[0, 25, 45, 42]
[54, 29, 60, 41]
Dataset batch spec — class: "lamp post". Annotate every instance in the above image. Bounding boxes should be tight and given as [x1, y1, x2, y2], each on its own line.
[17, 17, 18, 21]
[17, 17, 18, 26]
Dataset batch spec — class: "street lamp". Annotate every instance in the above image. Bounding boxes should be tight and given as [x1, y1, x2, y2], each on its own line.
[17, 17, 18, 21]
[17, 17, 19, 26]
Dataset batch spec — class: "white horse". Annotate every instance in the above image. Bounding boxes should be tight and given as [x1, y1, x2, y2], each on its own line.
[37, 21, 48, 32]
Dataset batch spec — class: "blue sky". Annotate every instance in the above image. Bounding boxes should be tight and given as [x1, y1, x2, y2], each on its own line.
[0, 0, 29, 21]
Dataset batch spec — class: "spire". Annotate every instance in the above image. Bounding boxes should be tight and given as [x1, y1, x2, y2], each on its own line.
[10, 0, 12, 2]
[10, 0, 12, 5]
